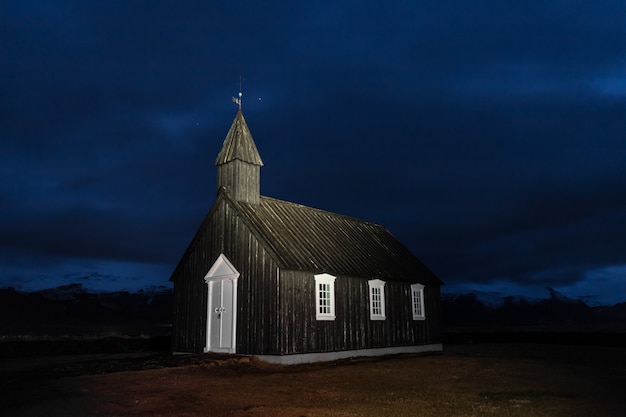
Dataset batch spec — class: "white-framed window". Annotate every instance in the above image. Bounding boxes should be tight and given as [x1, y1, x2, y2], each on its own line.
[314, 273, 336, 320]
[368, 279, 386, 320]
[411, 283, 425, 320]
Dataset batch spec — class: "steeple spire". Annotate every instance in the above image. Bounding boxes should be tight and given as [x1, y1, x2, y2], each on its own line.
[215, 90, 263, 204]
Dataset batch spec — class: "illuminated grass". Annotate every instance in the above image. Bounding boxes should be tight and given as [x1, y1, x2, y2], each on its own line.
[480, 390, 581, 401]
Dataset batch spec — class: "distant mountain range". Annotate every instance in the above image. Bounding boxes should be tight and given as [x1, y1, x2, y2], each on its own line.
[442, 287, 626, 330]
[1, 284, 625, 339]
[0, 284, 172, 338]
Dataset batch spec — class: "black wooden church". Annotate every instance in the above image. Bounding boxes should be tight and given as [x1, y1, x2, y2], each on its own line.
[170, 107, 443, 363]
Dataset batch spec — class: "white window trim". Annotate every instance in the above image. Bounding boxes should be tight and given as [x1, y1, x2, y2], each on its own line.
[315, 273, 336, 321]
[411, 283, 425, 320]
[368, 279, 386, 320]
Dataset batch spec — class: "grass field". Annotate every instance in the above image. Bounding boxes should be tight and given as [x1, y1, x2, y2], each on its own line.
[2, 343, 626, 416]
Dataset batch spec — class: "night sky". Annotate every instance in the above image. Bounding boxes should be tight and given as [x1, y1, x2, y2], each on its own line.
[2, 1, 626, 305]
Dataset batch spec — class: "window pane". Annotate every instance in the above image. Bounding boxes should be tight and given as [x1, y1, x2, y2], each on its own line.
[371, 287, 381, 315]
[411, 286, 424, 319]
[315, 274, 336, 320]
[319, 283, 331, 314]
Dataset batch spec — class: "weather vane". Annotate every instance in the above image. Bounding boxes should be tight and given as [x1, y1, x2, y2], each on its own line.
[232, 76, 243, 110]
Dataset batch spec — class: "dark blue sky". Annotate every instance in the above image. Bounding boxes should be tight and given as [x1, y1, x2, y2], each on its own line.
[2, 1, 626, 304]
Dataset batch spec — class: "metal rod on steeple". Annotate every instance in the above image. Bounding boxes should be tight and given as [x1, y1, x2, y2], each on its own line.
[232, 76, 243, 110]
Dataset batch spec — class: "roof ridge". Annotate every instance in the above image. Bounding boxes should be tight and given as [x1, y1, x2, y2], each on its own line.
[257, 194, 386, 228]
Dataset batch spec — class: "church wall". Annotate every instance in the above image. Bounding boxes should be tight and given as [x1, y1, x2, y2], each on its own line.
[170, 212, 217, 353]
[278, 271, 443, 355]
[225, 213, 281, 354]
[172, 196, 281, 354]
[172, 198, 442, 355]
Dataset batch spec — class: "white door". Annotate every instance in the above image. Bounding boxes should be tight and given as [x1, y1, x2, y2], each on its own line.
[204, 254, 239, 353]
[208, 279, 234, 351]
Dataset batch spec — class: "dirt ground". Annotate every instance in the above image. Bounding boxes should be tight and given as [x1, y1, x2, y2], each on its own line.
[2, 344, 626, 417]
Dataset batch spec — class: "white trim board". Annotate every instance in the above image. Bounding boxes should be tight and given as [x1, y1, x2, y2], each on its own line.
[255, 344, 443, 365]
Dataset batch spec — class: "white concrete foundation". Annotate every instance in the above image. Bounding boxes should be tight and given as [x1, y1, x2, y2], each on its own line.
[255, 344, 443, 365]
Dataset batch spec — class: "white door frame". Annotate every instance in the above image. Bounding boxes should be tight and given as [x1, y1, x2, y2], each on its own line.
[204, 254, 239, 353]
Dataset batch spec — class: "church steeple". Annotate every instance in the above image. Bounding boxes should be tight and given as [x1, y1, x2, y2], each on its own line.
[215, 109, 263, 204]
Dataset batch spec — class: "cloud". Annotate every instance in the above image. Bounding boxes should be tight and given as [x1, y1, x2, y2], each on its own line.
[1, 0, 626, 301]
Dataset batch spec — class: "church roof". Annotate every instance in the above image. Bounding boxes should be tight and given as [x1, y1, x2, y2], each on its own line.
[215, 110, 263, 166]
[227, 190, 441, 284]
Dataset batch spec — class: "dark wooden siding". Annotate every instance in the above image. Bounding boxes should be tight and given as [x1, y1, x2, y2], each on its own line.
[217, 160, 260, 204]
[172, 190, 442, 355]
[230, 211, 280, 354]
[171, 233, 211, 353]
[171, 195, 281, 354]
[171, 196, 232, 353]
[279, 271, 442, 354]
